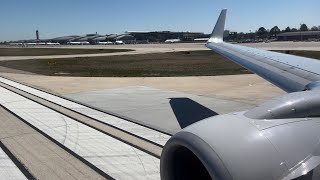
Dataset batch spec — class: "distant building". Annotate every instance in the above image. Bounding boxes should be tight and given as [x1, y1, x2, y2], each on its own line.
[74, 34, 104, 44]
[9, 30, 210, 45]
[105, 34, 136, 44]
[277, 31, 320, 41]
[50, 36, 80, 44]
[127, 31, 207, 42]
[115, 34, 135, 44]
[91, 36, 109, 43]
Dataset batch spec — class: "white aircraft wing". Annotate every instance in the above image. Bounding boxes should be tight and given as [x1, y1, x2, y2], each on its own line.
[206, 9, 320, 93]
[161, 9, 320, 180]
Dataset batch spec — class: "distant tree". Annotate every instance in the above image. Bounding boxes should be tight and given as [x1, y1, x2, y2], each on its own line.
[257, 27, 268, 38]
[247, 32, 256, 39]
[311, 26, 319, 31]
[300, 24, 309, 31]
[228, 32, 238, 41]
[291, 28, 298, 32]
[238, 32, 245, 40]
[223, 30, 230, 38]
[285, 27, 291, 32]
[270, 26, 281, 37]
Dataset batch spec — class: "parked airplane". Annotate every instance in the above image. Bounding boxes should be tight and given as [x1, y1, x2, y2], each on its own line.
[97, 41, 113, 45]
[115, 40, 125, 45]
[67, 41, 90, 45]
[194, 38, 210, 41]
[165, 39, 181, 43]
[46, 42, 60, 45]
[9, 43, 23, 46]
[25, 43, 38, 45]
[9, 42, 60, 46]
[161, 9, 320, 180]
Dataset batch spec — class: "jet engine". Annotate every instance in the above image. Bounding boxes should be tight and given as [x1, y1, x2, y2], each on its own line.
[160, 90, 320, 180]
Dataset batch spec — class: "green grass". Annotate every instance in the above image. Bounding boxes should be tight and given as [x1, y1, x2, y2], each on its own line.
[0, 48, 133, 56]
[0, 50, 319, 77]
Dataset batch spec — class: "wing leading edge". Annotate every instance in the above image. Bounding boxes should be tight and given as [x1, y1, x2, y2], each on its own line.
[206, 9, 320, 92]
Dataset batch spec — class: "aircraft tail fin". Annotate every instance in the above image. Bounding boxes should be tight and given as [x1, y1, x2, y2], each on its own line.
[208, 9, 227, 43]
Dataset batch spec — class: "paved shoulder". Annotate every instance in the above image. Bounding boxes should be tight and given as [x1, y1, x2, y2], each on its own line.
[0, 107, 105, 180]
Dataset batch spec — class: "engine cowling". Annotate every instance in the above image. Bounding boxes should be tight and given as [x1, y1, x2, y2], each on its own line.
[160, 97, 320, 180]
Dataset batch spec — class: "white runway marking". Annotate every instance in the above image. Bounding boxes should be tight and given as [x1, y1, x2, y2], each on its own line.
[0, 77, 171, 146]
[0, 87, 160, 180]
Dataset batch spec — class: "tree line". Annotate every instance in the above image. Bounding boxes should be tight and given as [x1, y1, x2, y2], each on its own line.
[226, 24, 320, 42]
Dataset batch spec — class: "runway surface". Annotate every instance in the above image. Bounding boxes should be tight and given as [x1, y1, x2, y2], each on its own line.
[0, 144, 28, 179]
[66, 86, 254, 134]
[0, 76, 170, 179]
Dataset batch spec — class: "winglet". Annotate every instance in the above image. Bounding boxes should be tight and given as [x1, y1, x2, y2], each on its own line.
[208, 9, 227, 43]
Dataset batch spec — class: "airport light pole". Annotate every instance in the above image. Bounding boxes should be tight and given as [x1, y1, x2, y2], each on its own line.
[300, 23, 302, 41]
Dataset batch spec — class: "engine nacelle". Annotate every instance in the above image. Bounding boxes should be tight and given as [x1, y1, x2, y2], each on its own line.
[245, 90, 320, 119]
[161, 110, 320, 180]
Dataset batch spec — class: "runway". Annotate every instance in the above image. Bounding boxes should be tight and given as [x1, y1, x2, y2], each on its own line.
[0, 77, 170, 147]
[0, 142, 29, 179]
[0, 76, 171, 179]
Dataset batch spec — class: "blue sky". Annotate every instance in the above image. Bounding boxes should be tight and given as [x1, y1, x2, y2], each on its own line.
[0, 0, 319, 41]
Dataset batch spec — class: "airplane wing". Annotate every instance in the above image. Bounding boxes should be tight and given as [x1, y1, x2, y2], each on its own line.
[206, 9, 320, 93]
[161, 9, 320, 180]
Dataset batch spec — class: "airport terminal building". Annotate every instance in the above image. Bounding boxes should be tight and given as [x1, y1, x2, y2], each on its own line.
[127, 31, 208, 43]
[8, 30, 209, 45]
[277, 31, 320, 41]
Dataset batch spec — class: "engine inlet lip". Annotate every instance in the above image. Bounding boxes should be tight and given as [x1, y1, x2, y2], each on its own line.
[160, 131, 232, 180]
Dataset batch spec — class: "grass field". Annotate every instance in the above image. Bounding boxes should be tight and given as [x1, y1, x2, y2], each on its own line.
[0, 50, 319, 77]
[0, 48, 133, 56]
